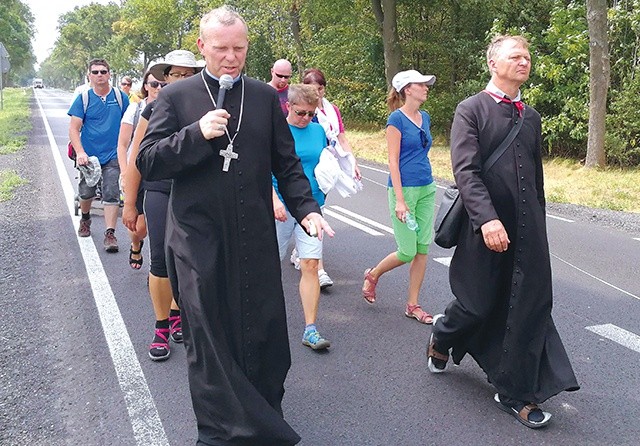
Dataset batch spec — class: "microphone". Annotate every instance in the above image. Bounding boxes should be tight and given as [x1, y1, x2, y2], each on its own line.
[216, 74, 234, 110]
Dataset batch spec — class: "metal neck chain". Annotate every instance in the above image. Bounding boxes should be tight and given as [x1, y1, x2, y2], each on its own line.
[201, 70, 245, 145]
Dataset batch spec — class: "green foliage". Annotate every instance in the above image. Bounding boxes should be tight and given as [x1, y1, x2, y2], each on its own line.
[31, 0, 640, 166]
[0, 0, 36, 85]
[526, 2, 590, 157]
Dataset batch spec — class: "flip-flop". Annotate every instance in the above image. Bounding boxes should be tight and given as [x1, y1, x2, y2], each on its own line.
[494, 393, 551, 429]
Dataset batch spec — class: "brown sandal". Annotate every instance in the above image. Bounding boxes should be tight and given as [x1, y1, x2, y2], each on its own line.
[362, 268, 378, 304]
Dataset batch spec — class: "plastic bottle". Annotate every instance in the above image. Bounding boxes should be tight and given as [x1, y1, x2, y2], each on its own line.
[405, 212, 419, 231]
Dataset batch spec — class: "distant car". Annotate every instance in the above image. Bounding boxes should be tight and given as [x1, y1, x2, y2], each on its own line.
[33, 78, 44, 89]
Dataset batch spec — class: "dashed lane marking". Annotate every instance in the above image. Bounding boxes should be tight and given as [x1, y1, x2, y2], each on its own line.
[36, 95, 170, 446]
[586, 324, 640, 354]
[323, 208, 384, 236]
[434, 257, 452, 267]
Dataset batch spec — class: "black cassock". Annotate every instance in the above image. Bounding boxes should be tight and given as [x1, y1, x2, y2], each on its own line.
[439, 92, 579, 403]
[137, 73, 317, 445]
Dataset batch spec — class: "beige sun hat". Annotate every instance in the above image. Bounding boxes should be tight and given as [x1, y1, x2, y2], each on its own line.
[148, 50, 203, 80]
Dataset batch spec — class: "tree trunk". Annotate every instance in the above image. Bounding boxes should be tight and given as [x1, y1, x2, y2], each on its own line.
[371, 0, 401, 87]
[585, 0, 610, 168]
[290, 1, 305, 75]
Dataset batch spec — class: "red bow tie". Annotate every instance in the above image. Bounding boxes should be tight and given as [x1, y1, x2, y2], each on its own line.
[483, 90, 524, 117]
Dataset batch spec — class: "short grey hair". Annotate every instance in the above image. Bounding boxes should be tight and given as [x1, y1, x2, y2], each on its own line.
[199, 5, 248, 38]
[486, 35, 529, 63]
[288, 84, 319, 106]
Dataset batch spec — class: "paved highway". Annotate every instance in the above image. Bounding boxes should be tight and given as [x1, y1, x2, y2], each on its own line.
[1, 88, 638, 445]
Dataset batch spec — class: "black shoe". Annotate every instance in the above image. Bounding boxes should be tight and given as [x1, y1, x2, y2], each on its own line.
[494, 393, 552, 429]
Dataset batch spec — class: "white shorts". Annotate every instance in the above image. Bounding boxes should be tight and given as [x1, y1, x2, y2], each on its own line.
[276, 208, 323, 261]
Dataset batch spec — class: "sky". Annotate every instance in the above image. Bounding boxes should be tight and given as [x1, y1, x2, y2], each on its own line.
[25, 0, 113, 67]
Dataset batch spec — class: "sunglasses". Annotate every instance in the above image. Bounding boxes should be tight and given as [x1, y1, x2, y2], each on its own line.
[275, 73, 292, 79]
[91, 70, 109, 75]
[419, 128, 428, 148]
[120, 82, 132, 87]
[147, 80, 167, 88]
[293, 108, 316, 118]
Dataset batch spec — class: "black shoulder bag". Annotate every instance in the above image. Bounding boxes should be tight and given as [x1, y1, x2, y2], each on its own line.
[433, 110, 525, 249]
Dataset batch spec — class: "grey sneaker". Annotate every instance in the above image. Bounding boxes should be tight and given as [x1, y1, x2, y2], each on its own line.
[302, 329, 330, 350]
[103, 229, 119, 253]
[318, 269, 333, 289]
[78, 218, 91, 237]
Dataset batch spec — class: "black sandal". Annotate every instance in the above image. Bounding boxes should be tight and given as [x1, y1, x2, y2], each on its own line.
[129, 240, 144, 270]
[494, 393, 551, 429]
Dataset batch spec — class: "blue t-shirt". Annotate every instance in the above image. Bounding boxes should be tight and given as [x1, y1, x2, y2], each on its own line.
[68, 89, 129, 165]
[273, 122, 326, 207]
[386, 109, 433, 187]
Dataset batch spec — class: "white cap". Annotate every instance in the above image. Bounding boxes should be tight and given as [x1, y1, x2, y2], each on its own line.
[392, 69, 436, 92]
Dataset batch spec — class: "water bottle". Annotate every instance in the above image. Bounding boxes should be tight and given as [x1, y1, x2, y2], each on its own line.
[405, 212, 419, 231]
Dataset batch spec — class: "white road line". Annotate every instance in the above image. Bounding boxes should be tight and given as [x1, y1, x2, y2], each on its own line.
[323, 208, 384, 236]
[329, 205, 394, 234]
[360, 164, 575, 220]
[361, 176, 387, 188]
[634, 238, 640, 242]
[359, 164, 388, 174]
[551, 253, 639, 301]
[547, 214, 574, 222]
[434, 257, 452, 267]
[586, 324, 640, 354]
[36, 96, 170, 446]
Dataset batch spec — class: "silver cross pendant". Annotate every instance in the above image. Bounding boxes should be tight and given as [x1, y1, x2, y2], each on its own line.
[219, 143, 238, 172]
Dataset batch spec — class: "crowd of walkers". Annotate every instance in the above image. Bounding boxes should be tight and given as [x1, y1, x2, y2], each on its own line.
[68, 4, 579, 445]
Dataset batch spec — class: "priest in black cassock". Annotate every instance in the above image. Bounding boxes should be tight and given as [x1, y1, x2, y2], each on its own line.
[427, 35, 579, 429]
[136, 6, 333, 446]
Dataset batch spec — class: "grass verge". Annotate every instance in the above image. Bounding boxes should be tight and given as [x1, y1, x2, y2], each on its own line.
[348, 129, 640, 213]
[0, 170, 27, 201]
[0, 88, 31, 155]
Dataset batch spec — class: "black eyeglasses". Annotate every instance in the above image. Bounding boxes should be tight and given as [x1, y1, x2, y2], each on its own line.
[293, 108, 316, 118]
[275, 73, 291, 79]
[147, 81, 167, 88]
[120, 82, 132, 87]
[419, 128, 428, 148]
[91, 70, 108, 75]
[168, 72, 194, 79]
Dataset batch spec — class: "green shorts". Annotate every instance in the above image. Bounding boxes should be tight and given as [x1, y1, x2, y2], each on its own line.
[388, 182, 437, 263]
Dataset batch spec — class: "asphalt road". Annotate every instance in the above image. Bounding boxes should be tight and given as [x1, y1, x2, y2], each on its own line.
[1, 88, 639, 445]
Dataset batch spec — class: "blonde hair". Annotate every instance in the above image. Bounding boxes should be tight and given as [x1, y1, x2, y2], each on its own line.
[386, 86, 405, 112]
[288, 84, 319, 106]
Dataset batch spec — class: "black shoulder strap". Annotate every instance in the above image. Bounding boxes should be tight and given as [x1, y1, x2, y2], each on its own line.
[482, 109, 525, 174]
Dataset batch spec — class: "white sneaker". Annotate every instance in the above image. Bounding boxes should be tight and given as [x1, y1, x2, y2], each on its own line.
[290, 248, 300, 270]
[318, 269, 333, 289]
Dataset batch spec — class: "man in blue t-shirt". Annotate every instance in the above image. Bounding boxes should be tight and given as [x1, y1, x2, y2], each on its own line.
[68, 58, 129, 252]
[272, 84, 331, 351]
